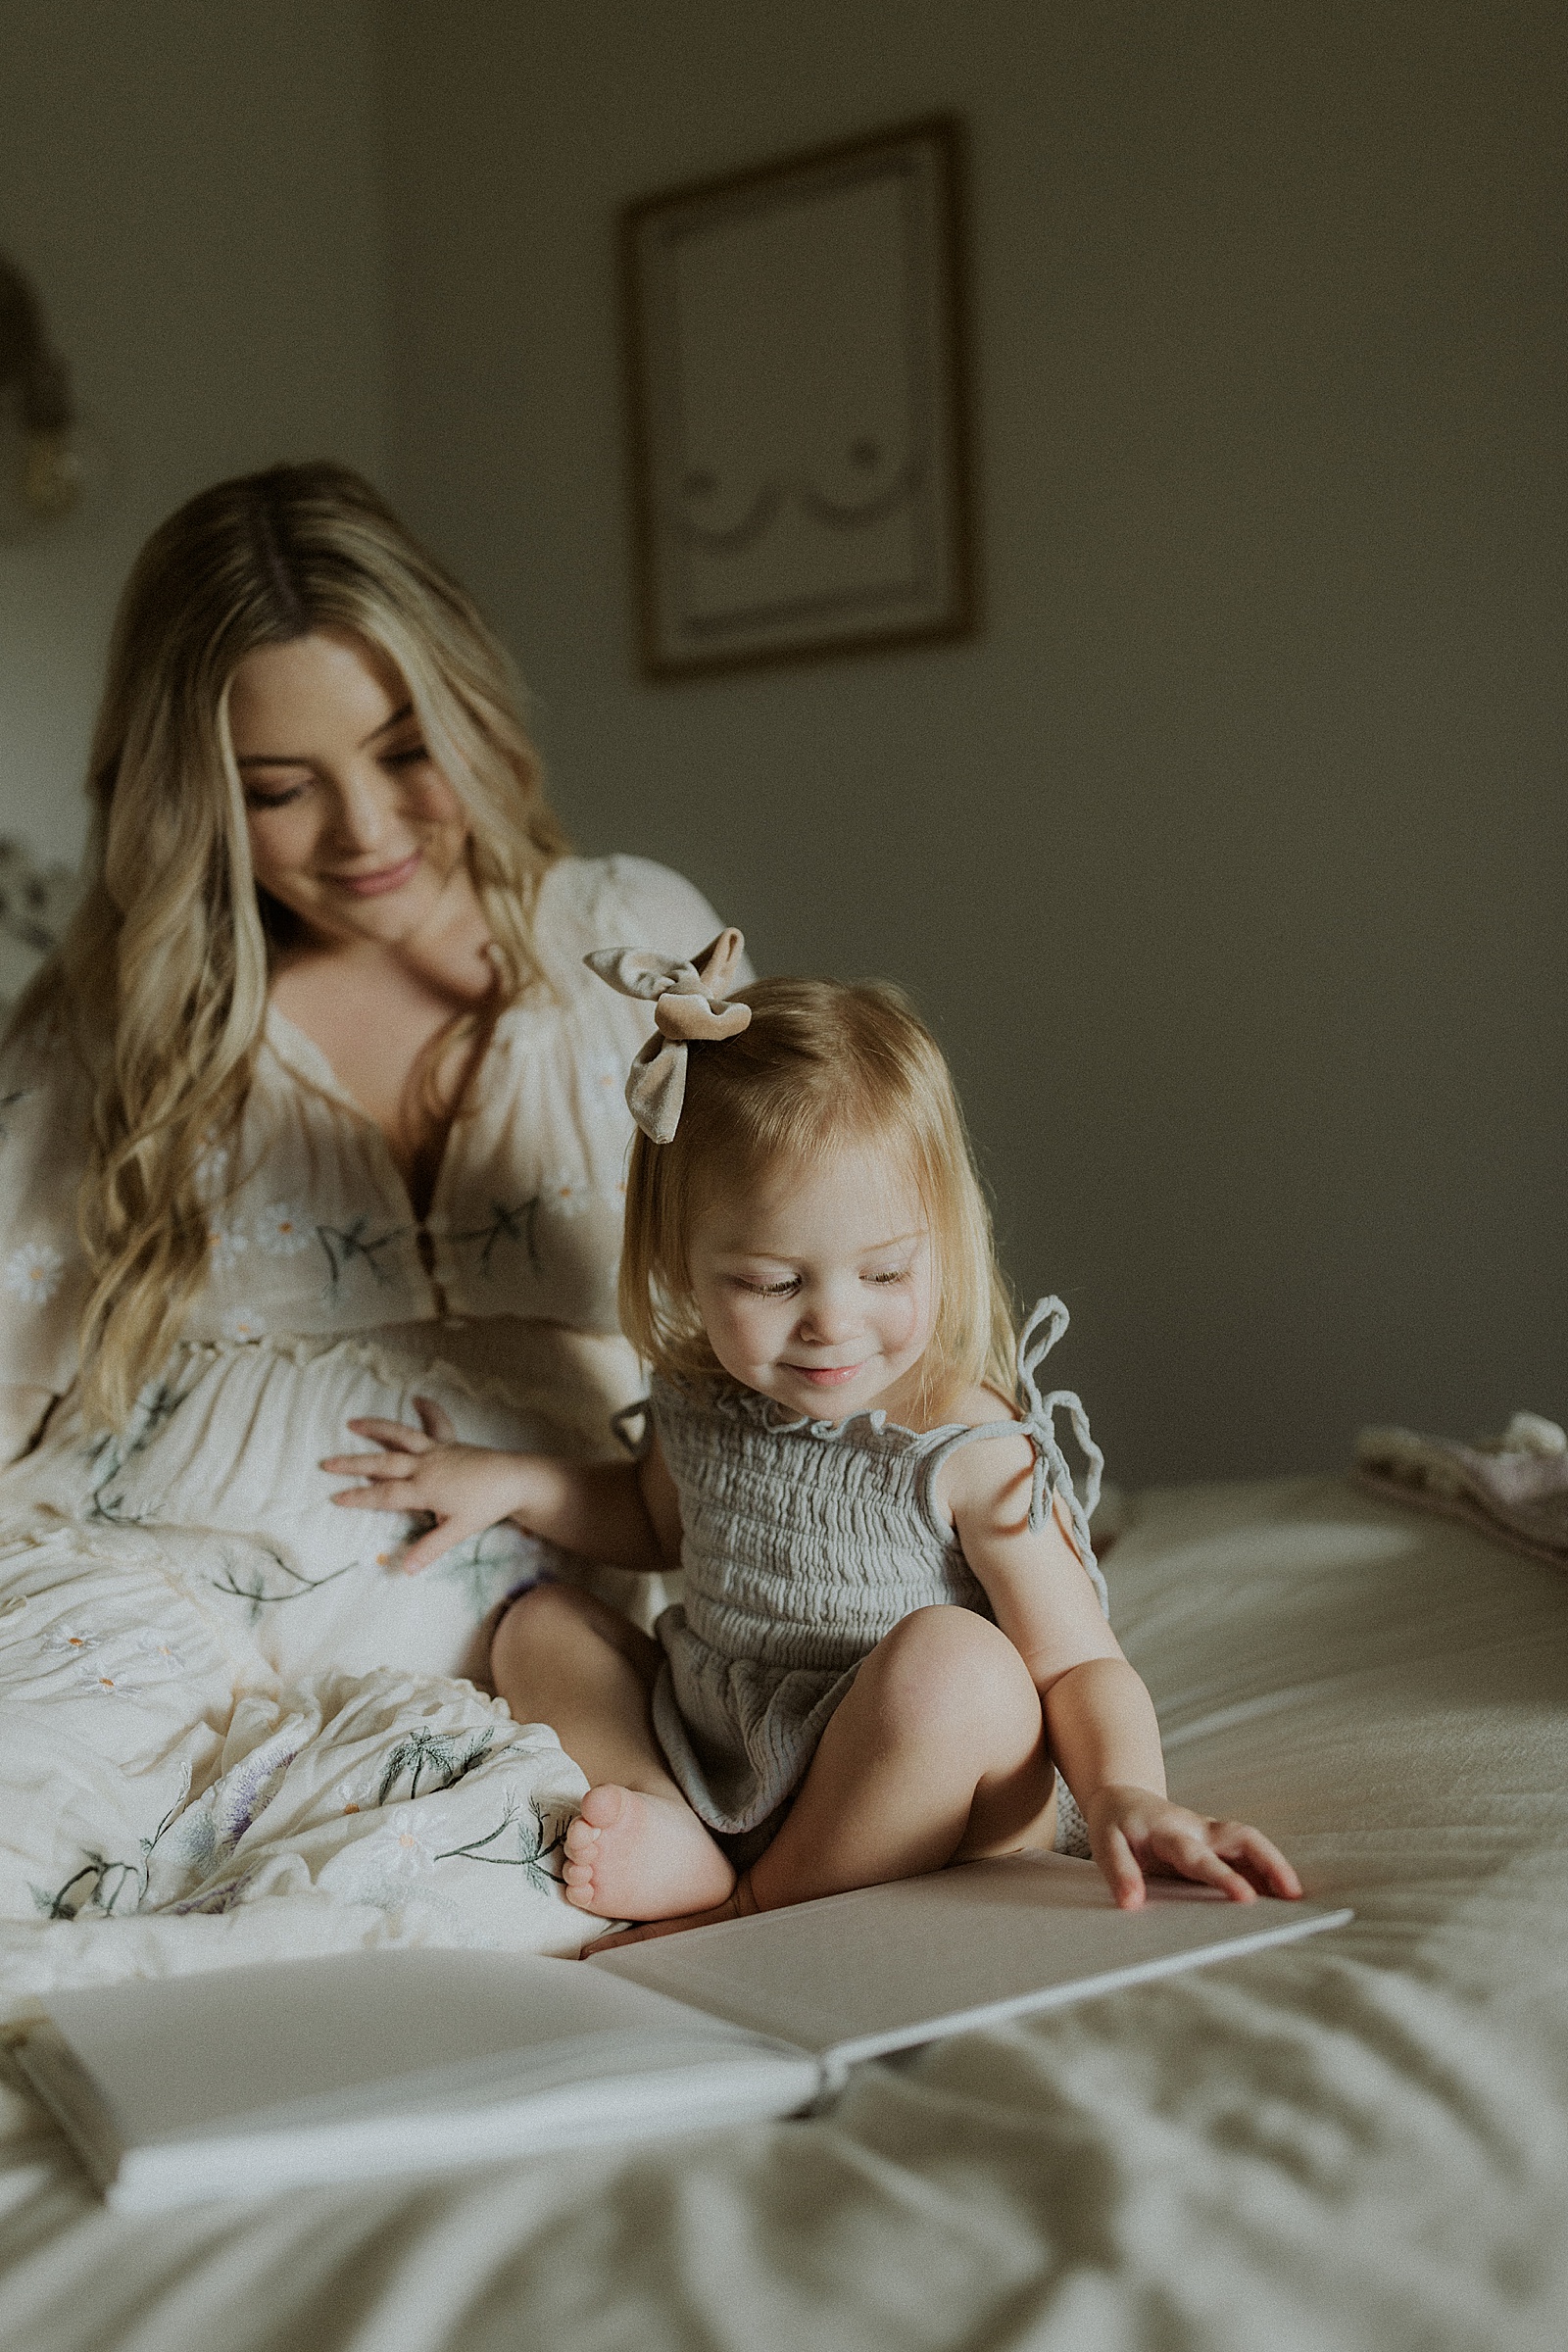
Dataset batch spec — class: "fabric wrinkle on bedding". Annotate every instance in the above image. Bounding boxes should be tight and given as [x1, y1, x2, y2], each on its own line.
[1, 1474, 1567, 2346]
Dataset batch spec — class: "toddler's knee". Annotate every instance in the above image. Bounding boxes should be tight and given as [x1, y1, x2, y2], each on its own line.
[867, 1607, 1032, 1738]
[491, 1579, 598, 1669]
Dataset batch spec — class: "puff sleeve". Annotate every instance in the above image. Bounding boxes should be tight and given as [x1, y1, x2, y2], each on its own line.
[583, 855, 757, 986]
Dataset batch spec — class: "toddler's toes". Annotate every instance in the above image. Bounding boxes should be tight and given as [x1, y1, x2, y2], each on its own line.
[577, 1784, 629, 1833]
[564, 1814, 601, 1862]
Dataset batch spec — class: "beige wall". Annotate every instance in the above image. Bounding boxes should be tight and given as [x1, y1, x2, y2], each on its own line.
[381, 0, 1566, 1484]
[2, 4, 1559, 1484]
[0, 0, 387, 866]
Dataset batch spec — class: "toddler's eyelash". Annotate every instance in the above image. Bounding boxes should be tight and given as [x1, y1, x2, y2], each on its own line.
[737, 1270, 907, 1297]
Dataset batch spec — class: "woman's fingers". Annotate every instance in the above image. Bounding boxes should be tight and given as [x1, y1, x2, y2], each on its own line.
[345, 1417, 431, 1453]
[413, 1396, 458, 1445]
[319, 1449, 418, 1481]
[399, 1520, 469, 1575]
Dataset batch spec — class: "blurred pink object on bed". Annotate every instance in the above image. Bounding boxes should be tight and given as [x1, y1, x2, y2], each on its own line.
[1355, 1410, 1568, 1567]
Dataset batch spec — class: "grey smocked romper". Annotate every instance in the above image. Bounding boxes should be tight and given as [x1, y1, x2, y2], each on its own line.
[643, 1298, 1109, 1863]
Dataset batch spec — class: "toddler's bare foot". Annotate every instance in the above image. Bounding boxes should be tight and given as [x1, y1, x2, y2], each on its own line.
[563, 1783, 736, 1921]
[584, 1875, 760, 1952]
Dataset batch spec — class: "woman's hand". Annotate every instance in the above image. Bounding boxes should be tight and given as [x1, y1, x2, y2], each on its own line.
[321, 1396, 540, 1574]
[1083, 1785, 1302, 1911]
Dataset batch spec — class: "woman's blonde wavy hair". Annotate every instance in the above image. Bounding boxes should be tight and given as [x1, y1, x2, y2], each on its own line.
[617, 977, 1018, 1424]
[13, 461, 567, 1433]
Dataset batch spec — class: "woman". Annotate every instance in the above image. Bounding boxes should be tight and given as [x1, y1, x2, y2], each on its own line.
[0, 462, 733, 1687]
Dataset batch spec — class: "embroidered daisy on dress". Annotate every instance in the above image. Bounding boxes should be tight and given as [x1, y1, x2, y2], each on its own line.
[220, 1306, 267, 1344]
[43, 1622, 99, 1664]
[386, 1824, 438, 1877]
[3, 1240, 65, 1304]
[339, 1818, 440, 1906]
[133, 1628, 187, 1675]
[45, 1628, 133, 1697]
[205, 1221, 249, 1275]
[192, 1143, 230, 1204]
[256, 1200, 312, 1255]
[582, 1052, 629, 1124]
[542, 1173, 593, 1218]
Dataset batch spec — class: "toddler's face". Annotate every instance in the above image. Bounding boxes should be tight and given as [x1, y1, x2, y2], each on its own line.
[687, 1144, 936, 1423]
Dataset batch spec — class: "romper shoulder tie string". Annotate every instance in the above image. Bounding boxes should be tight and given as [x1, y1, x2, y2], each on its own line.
[916, 1297, 1109, 1618]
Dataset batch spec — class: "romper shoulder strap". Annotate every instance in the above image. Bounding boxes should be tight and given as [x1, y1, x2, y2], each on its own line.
[916, 1298, 1109, 1618]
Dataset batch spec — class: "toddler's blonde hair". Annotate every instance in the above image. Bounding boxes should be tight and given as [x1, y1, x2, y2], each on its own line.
[618, 976, 1017, 1420]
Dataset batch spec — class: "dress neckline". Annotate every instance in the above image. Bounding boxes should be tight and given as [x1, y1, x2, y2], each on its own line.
[262, 1001, 501, 1231]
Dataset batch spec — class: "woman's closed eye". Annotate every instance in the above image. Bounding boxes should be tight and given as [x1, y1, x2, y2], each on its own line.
[245, 781, 310, 809]
[383, 744, 431, 770]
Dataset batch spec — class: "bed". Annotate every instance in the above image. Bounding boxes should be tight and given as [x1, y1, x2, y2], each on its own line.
[2, 1466, 1564, 2351]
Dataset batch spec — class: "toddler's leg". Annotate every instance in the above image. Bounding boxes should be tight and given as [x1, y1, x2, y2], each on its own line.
[491, 1584, 734, 1920]
[588, 1606, 1053, 1949]
[747, 1605, 1053, 1910]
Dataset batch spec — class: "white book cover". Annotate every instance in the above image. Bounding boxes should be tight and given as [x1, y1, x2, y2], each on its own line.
[15, 1855, 1350, 2209]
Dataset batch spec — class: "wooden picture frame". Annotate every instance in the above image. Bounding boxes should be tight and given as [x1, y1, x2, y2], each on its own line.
[620, 116, 976, 682]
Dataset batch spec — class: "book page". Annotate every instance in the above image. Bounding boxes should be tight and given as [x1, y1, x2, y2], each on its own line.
[39, 1948, 780, 2148]
[588, 1853, 1351, 2065]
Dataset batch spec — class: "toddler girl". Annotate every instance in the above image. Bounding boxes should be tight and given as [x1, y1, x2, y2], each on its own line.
[324, 933, 1300, 1941]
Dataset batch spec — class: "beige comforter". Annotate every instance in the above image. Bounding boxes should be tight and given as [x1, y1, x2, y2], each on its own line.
[2, 1474, 1565, 2350]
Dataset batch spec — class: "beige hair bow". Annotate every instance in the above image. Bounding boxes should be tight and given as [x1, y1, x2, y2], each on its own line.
[584, 928, 751, 1144]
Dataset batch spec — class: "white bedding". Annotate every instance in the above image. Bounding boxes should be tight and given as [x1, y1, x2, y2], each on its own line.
[2, 1473, 1566, 2350]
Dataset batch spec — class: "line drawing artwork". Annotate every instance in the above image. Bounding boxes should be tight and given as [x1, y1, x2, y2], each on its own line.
[623, 118, 975, 678]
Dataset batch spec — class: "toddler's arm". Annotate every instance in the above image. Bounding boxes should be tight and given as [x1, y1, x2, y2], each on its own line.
[321, 1398, 681, 1578]
[944, 1425, 1300, 1910]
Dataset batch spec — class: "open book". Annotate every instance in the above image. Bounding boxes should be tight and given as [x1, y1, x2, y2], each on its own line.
[15, 1854, 1349, 2210]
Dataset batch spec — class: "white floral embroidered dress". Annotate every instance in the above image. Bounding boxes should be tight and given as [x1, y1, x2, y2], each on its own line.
[0, 855, 727, 1687]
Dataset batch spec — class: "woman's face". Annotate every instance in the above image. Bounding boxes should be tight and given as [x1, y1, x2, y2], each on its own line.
[228, 629, 473, 951]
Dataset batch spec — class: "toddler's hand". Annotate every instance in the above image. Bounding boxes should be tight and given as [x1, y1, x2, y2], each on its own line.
[321, 1397, 537, 1575]
[1083, 1785, 1302, 1910]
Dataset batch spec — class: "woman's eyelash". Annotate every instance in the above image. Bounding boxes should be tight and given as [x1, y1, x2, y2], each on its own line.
[244, 746, 426, 808]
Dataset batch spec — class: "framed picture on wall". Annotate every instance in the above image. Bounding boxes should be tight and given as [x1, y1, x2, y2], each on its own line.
[620, 116, 976, 681]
